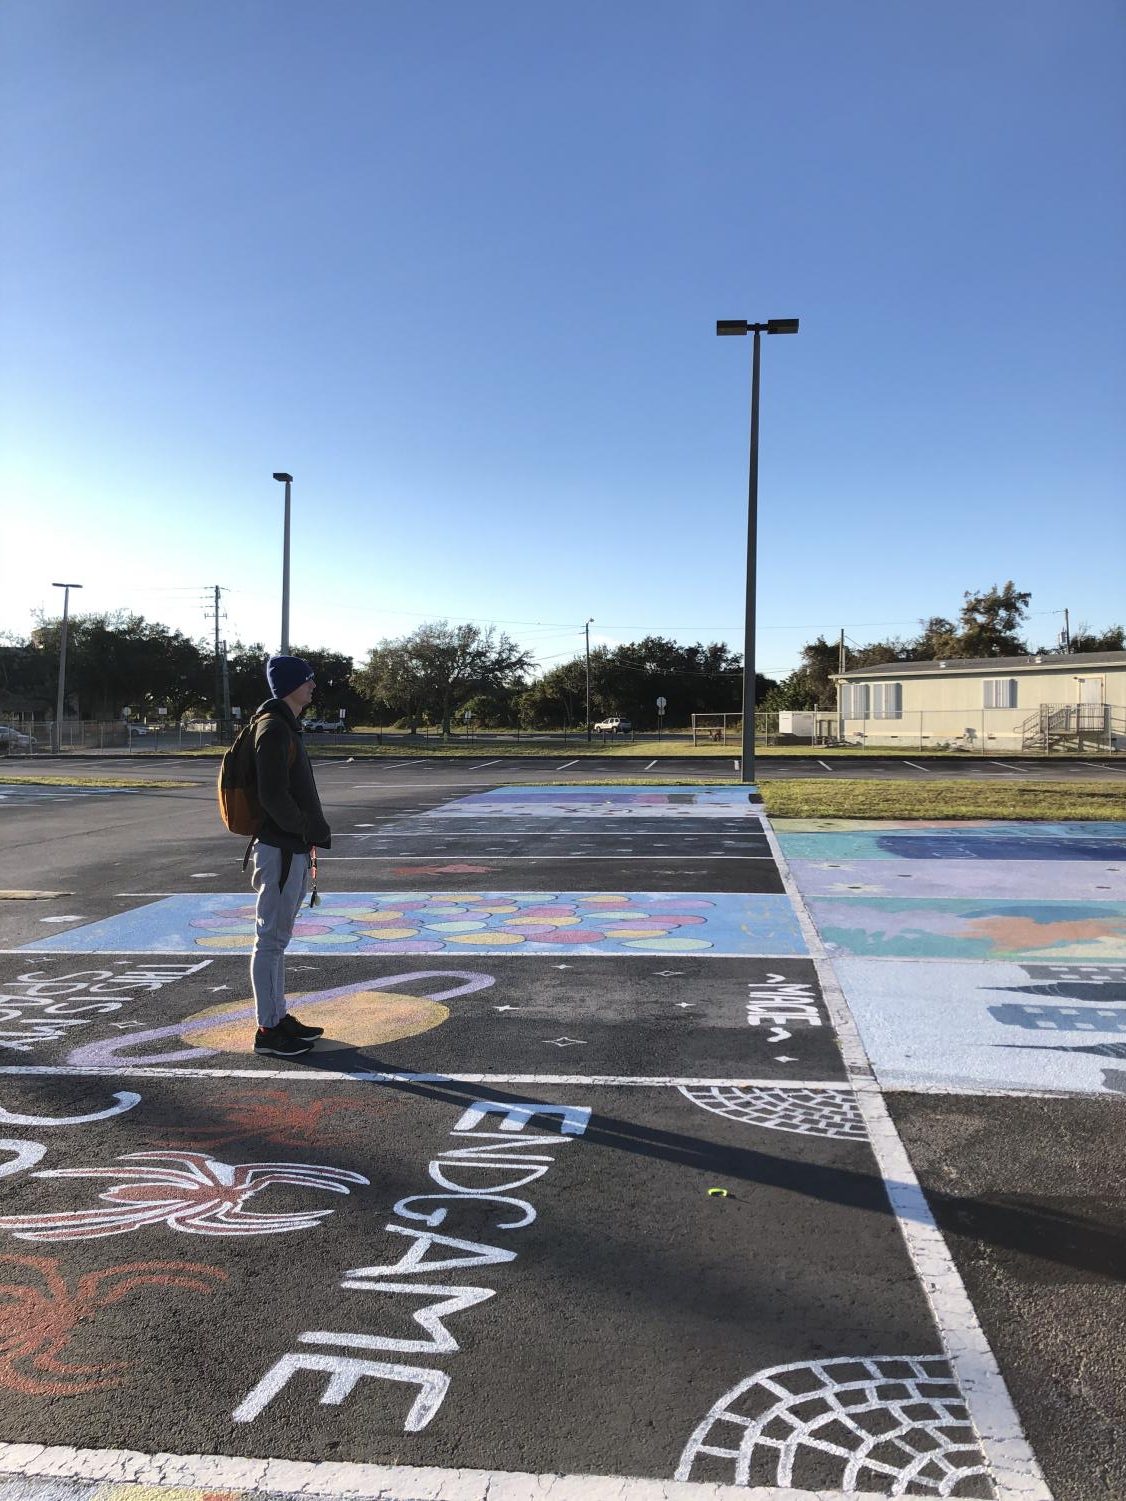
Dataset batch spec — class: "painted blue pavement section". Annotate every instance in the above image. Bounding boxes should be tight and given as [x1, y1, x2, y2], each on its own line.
[836, 958, 1126, 1096]
[777, 815, 1126, 1094]
[21, 889, 807, 957]
[777, 820, 1126, 862]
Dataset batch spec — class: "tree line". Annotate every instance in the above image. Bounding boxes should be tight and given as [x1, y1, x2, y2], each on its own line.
[2, 584, 1120, 727]
[0, 615, 755, 730]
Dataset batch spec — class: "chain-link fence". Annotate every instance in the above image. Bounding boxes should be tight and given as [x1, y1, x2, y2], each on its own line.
[2, 708, 1122, 757]
[0, 718, 220, 756]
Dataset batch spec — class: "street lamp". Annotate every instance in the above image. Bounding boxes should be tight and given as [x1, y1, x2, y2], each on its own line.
[272, 472, 293, 653]
[51, 582, 83, 755]
[716, 317, 799, 782]
[585, 618, 594, 742]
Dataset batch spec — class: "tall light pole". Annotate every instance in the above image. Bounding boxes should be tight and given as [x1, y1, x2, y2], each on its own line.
[584, 618, 594, 742]
[51, 582, 82, 755]
[716, 318, 799, 783]
[273, 472, 293, 652]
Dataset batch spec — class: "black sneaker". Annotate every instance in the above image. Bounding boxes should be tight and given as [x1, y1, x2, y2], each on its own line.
[253, 1026, 314, 1057]
[280, 1012, 324, 1040]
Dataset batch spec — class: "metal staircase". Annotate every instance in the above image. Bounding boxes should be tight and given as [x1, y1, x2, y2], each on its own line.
[1019, 702, 1125, 752]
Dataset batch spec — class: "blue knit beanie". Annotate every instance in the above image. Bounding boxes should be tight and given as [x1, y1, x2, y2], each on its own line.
[266, 654, 315, 700]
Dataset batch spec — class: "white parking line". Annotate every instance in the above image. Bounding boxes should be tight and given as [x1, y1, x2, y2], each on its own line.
[817, 760, 834, 772]
[644, 760, 657, 771]
[759, 814, 1052, 1500]
[349, 782, 527, 789]
[991, 760, 1025, 772]
[321, 853, 773, 861]
[901, 761, 932, 774]
[556, 760, 579, 771]
[0, 1065, 841, 1088]
[470, 759, 504, 770]
[335, 830, 766, 838]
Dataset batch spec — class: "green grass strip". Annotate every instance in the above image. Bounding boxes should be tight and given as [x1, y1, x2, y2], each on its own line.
[0, 774, 195, 789]
[758, 777, 1126, 822]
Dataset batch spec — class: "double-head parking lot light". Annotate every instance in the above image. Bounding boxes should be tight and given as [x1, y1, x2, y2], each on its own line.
[715, 317, 799, 783]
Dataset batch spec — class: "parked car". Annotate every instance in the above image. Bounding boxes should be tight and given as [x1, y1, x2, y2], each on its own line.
[126, 723, 149, 736]
[0, 726, 36, 753]
[594, 716, 632, 735]
[302, 718, 347, 733]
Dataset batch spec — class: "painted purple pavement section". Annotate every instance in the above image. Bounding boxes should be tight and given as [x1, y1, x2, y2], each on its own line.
[789, 856, 1126, 901]
[778, 817, 1126, 1094]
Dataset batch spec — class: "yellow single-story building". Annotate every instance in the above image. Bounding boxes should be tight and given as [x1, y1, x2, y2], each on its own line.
[830, 650, 1126, 751]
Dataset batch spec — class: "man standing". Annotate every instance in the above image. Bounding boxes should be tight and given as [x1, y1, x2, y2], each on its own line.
[249, 654, 332, 1057]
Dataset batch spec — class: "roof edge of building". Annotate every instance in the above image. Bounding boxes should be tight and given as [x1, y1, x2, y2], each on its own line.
[832, 649, 1126, 680]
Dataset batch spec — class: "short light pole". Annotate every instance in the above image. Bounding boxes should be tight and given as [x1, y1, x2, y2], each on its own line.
[584, 618, 594, 742]
[273, 472, 293, 652]
[51, 582, 82, 755]
[716, 318, 799, 783]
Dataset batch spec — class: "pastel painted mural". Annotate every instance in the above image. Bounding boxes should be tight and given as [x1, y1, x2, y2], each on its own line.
[836, 959, 1126, 1095]
[790, 858, 1126, 901]
[775, 819, 1126, 863]
[423, 785, 760, 819]
[806, 897, 1126, 962]
[24, 890, 807, 958]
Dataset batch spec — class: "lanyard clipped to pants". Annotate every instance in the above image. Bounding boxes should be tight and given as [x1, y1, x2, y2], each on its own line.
[308, 846, 320, 908]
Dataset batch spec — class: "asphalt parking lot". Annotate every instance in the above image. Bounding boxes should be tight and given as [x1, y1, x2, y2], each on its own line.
[0, 766, 1122, 1501]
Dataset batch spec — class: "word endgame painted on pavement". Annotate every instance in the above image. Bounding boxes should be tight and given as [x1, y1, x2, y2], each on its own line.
[232, 1100, 590, 1432]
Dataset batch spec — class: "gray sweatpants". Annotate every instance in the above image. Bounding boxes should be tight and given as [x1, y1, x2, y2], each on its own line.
[250, 842, 310, 1029]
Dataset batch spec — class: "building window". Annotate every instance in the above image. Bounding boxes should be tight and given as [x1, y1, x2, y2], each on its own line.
[983, 678, 1018, 709]
[841, 683, 869, 718]
[872, 682, 903, 719]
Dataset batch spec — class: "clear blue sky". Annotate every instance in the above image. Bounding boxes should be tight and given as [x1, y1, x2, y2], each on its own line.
[2, 0, 1123, 685]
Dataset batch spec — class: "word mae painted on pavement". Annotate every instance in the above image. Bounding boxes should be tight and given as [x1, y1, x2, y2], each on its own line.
[745, 971, 822, 1043]
[233, 1100, 589, 1433]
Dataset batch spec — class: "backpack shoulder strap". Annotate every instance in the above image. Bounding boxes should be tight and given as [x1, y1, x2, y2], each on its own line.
[252, 705, 299, 766]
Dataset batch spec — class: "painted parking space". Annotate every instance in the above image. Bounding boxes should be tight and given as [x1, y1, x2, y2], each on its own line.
[0, 782, 1059, 1499]
[422, 785, 762, 819]
[833, 959, 1126, 1096]
[0, 953, 837, 1081]
[19, 889, 808, 959]
[777, 816, 1126, 1096]
[0, 1074, 990, 1496]
[777, 819, 1126, 862]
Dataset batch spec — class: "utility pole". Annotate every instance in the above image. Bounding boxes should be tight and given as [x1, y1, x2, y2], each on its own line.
[1063, 608, 1071, 653]
[584, 618, 594, 742]
[838, 628, 846, 743]
[213, 585, 223, 730]
[220, 640, 232, 732]
[204, 586, 227, 732]
[51, 582, 82, 754]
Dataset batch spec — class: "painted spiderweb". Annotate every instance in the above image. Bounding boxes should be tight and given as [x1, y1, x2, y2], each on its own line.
[676, 1355, 993, 1496]
[678, 1083, 867, 1141]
